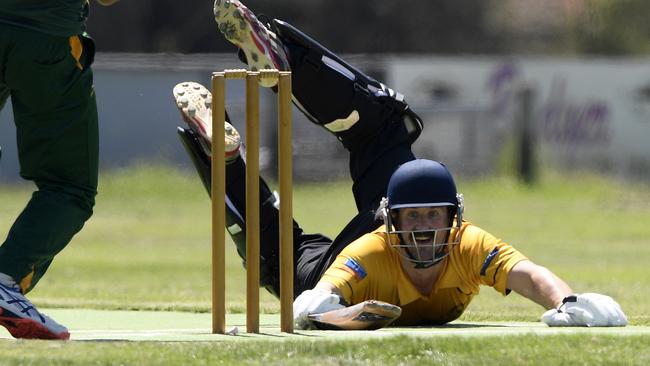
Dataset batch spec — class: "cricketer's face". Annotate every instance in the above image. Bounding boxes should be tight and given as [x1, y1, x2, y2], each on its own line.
[395, 206, 450, 262]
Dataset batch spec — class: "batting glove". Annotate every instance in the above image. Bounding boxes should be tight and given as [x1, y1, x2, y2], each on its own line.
[541, 293, 628, 327]
[293, 289, 345, 330]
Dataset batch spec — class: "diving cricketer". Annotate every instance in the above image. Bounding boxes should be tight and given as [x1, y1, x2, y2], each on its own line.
[173, 0, 627, 330]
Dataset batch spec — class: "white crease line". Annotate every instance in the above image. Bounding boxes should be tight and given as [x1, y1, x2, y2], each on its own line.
[72, 329, 209, 334]
[67, 326, 650, 339]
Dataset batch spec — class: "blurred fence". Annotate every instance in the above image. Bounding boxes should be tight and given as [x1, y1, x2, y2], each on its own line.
[388, 56, 650, 181]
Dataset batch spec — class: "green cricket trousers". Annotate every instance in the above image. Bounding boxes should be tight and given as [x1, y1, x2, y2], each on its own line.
[0, 24, 98, 293]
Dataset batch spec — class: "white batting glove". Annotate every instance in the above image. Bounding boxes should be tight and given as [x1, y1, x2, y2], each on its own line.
[541, 293, 628, 327]
[293, 289, 345, 330]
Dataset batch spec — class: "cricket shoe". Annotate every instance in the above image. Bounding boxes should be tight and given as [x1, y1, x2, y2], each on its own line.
[213, 0, 290, 87]
[173, 81, 241, 161]
[0, 282, 70, 340]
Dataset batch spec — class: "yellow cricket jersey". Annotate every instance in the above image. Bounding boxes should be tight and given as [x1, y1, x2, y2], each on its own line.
[320, 221, 528, 325]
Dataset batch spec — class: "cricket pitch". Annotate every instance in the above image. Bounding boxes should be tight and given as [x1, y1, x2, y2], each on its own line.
[1, 309, 648, 341]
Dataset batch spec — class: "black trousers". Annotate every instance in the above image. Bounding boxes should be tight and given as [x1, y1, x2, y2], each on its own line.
[225, 39, 416, 297]
[226, 107, 414, 298]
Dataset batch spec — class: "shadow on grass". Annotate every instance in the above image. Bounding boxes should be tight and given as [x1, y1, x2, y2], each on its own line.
[390, 322, 509, 330]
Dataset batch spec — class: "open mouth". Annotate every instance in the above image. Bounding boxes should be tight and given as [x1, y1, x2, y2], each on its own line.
[413, 233, 434, 245]
[391, 226, 460, 266]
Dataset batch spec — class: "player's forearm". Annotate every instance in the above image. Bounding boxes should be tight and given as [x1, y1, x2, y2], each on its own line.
[528, 267, 572, 309]
[508, 261, 572, 309]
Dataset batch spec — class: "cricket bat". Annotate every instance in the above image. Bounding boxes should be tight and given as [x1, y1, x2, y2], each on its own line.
[308, 300, 402, 330]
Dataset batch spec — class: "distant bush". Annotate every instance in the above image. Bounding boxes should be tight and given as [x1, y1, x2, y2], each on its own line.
[571, 0, 650, 54]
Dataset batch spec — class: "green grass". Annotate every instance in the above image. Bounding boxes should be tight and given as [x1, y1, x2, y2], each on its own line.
[1, 335, 649, 365]
[1, 164, 649, 364]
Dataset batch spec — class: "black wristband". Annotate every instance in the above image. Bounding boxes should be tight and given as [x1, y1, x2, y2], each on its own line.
[562, 295, 578, 304]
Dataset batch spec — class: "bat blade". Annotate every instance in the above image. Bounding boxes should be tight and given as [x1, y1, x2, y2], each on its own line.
[308, 300, 402, 330]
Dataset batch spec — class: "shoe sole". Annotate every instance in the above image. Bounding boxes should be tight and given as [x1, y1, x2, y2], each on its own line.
[173, 81, 241, 160]
[0, 310, 70, 340]
[213, 0, 289, 87]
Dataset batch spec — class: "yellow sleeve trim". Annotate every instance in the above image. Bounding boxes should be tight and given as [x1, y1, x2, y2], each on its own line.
[69, 36, 84, 70]
[19, 267, 35, 294]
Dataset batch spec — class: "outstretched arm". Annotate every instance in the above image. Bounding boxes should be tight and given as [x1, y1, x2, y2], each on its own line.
[507, 260, 571, 309]
[507, 260, 627, 327]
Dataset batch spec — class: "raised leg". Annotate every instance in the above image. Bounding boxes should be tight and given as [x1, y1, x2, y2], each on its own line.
[273, 19, 422, 149]
[174, 82, 334, 297]
[213, 2, 419, 211]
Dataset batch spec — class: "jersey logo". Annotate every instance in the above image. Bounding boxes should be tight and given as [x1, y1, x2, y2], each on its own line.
[342, 258, 367, 281]
[480, 247, 500, 276]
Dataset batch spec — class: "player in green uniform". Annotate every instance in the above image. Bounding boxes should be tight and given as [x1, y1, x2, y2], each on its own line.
[0, 0, 117, 340]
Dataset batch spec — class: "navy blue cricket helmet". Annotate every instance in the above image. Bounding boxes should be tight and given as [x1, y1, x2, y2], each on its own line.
[386, 159, 459, 211]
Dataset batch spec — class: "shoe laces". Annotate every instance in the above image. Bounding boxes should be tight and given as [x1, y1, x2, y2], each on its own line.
[0, 284, 46, 323]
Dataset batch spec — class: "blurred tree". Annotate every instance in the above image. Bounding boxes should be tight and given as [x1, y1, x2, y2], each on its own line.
[87, 0, 505, 54]
[86, 0, 650, 55]
[571, 0, 650, 54]
[486, 0, 576, 54]
[87, 1, 225, 52]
